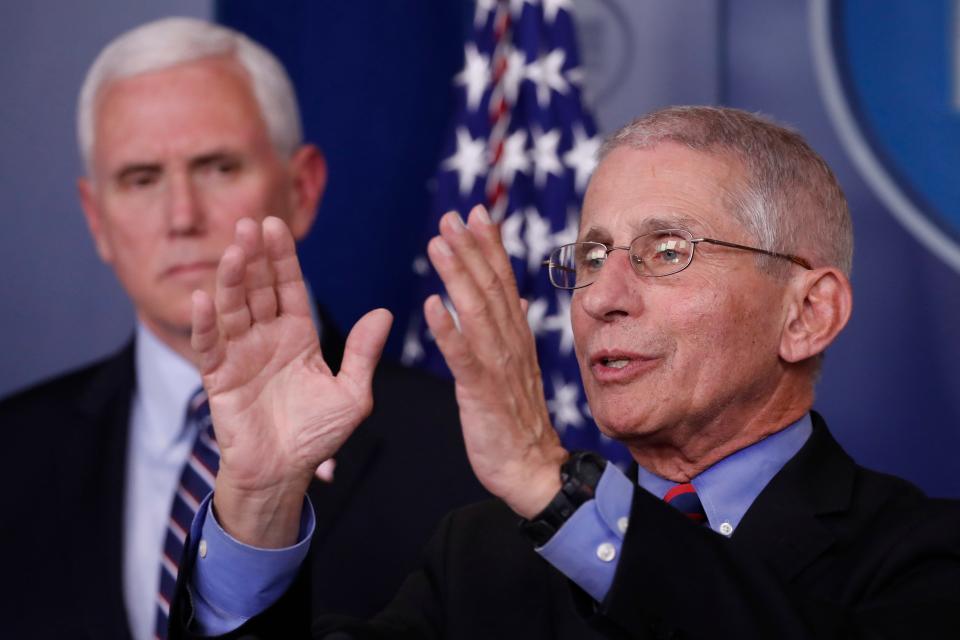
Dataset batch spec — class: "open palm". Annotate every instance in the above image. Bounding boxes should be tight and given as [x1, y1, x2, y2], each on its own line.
[191, 217, 392, 504]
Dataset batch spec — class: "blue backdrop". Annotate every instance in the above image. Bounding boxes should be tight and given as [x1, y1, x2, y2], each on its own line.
[211, 0, 959, 496]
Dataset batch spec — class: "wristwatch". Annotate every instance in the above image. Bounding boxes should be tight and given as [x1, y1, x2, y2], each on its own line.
[519, 451, 607, 547]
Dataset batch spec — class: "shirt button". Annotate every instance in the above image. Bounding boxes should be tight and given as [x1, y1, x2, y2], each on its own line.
[199, 539, 208, 559]
[719, 522, 734, 536]
[596, 542, 617, 562]
[617, 516, 629, 534]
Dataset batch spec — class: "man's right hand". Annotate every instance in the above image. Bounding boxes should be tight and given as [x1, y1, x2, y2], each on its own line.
[424, 206, 569, 520]
[191, 216, 391, 548]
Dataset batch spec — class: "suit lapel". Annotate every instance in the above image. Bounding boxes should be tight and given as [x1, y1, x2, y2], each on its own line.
[67, 342, 137, 639]
[307, 422, 382, 542]
[731, 413, 855, 583]
[307, 304, 383, 542]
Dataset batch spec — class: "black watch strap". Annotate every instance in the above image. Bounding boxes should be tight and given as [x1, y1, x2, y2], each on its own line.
[519, 451, 607, 547]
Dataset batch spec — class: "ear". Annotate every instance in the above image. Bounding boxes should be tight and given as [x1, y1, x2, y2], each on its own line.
[285, 144, 326, 242]
[77, 177, 114, 264]
[779, 267, 853, 363]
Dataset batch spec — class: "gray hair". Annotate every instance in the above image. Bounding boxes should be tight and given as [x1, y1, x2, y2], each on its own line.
[77, 17, 302, 174]
[600, 106, 853, 275]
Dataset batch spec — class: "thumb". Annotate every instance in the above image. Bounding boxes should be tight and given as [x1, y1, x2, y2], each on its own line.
[338, 308, 393, 394]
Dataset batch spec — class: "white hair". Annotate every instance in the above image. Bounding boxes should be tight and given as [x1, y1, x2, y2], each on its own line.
[601, 106, 853, 276]
[77, 16, 302, 173]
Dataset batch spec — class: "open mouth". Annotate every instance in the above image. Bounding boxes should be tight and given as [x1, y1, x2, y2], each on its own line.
[601, 357, 631, 369]
[590, 351, 659, 382]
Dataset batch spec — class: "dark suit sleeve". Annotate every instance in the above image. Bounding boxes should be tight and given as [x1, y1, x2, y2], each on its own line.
[169, 517, 450, 640]
[595, 477, 960, 638]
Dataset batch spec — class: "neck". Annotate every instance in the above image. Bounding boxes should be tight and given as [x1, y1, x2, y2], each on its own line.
[139, 316, 201, 370]
[626, 370, 814, 482]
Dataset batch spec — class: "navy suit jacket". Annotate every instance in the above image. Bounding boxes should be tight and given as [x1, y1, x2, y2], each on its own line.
[170, 414, 960, 639]
[0, 309, 487, 639]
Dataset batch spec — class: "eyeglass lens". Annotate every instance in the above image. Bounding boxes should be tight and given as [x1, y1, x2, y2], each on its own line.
[549, 230, 695, 288]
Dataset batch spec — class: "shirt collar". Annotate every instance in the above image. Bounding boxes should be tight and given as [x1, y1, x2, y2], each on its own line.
[134, 323, 202, 452]
[636, 414, 812, 536]
[132, 285, 322, 453]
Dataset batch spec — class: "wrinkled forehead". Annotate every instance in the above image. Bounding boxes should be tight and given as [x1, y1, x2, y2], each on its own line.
[578, 143, 749, 241]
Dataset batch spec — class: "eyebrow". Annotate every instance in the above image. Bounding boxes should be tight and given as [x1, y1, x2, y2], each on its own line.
[580, 215, 704, 244]
[634, 216, 701, 235]
[111, 150, 243, 183]
[113, 163, 161, 184]
[189, 150, 242, 171]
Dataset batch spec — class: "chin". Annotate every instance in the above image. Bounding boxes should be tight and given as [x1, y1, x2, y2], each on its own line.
[592, 407, 656, 443]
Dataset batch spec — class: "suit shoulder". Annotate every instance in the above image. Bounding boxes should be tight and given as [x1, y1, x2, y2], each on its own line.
[368, 360, 460, 433]
[373, 359, 456, 395]
[862, 465, 960, 528]
[0, 345, 133, 416]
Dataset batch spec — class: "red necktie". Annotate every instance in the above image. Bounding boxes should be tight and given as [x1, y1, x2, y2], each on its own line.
[663, 483, 707, 525]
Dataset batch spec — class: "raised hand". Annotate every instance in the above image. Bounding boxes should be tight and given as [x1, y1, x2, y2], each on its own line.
[424, 206, 568, 519]
[191, 217, 392, 546]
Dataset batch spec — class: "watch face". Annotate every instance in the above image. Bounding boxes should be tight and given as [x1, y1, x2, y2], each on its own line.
[521, 452, 610, 547]
[567, 451, 607, 482]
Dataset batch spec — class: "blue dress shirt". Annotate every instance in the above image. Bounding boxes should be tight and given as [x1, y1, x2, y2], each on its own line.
[125, 289, 325, 640]
[125, 324, 201, 640]
[538, 414, 812, 600]
[189, 414, 812, 632]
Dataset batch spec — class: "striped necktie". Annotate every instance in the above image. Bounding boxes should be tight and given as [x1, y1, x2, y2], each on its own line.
[155, 387, 219, 639]
[663, 483, 707, 525]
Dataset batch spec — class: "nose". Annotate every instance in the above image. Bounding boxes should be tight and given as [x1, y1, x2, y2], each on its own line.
[166, 170, 204, 235]
[575, 248, 643, 321]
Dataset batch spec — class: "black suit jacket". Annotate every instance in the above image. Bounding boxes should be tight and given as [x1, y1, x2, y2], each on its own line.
[171, 413, 960, 639]
[0, 312, 487, 639]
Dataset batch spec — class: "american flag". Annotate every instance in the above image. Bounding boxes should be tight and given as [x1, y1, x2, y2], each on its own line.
[402, 0, 630, 467]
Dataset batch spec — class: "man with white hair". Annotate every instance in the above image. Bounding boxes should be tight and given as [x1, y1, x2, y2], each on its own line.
[168, 107, 960, 638]
[0, 17, 483, 640]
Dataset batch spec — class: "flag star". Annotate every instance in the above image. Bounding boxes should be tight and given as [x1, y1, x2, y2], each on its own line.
[510, 0, 536, 18]
[401, 317, 425, 365]
[566, 66, 584, 87]
[411, 255, 430, 276]
[563, 124, 601, 193]
[552, 208, 580, 247]
[531, 128, 564, 187]
[526, 296, 549, 335]
[543, 292, 574, 354]
[443, 127, 487, 196]
[455, 43, 490, 110]
[501, 210, 526, 260]
[473, 0, 497, 28]
[499, 130, 530, 187]
[541, 0, 572, 23]
[502, 46, 527, 105]
[524, 207, 553, 273]
[547, 375, 584, 433]
[525, 49, 568, 109]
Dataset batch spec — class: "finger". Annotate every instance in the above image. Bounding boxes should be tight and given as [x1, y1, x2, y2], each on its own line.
[426, 233, 506, 351]
[465, 204, 523, 314]
[438, 211, 517, 333]
[262, 216, 311, 319]
[191, 289, 223, 375]
[423, 293, 483, 386]
[215, 243, 252, 339]
[337, 308, 393, 403]
[234, 218, 278, 324]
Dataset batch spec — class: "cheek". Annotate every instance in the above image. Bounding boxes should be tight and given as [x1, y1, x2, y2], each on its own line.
[205, 182, 271, 220]
[675, 291, 780, 390]
[571, 303, 588, 359]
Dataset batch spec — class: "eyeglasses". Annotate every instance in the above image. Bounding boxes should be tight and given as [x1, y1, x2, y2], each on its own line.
[543, 228, 812, 290]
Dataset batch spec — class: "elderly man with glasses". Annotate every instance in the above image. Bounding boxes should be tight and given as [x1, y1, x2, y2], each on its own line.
[168, 107, 960, 639]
